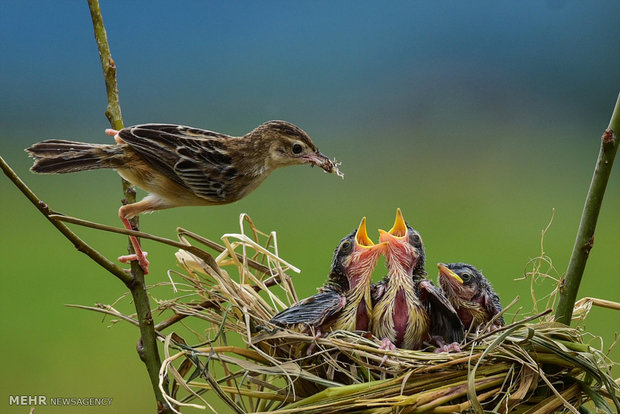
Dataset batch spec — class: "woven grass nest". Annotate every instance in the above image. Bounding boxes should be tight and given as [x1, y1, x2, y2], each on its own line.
[144, 215, 619, 414]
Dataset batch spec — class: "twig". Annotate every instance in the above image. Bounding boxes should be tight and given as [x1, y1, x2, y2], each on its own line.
[50, 214, 272, 274]
[0, 156, 133, 286]
[66, 303, 141, 328]
[555, 92, 620, 325]
[463, 309, 552, 348]
[87, 1, 171, 412]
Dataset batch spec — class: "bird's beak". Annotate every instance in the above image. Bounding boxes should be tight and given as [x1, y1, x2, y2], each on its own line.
[378, 208, 407, 242]
[301, 151, 336, 173]
[438, 263, 463, 284]
[355, 217, 388, 252]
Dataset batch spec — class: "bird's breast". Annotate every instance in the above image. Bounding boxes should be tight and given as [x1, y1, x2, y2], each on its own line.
[393, 289, 410, 347]
[355, 300, 370, 331]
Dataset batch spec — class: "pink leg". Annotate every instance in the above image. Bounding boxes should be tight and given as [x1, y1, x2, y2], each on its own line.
[119, 215, 150, 274]
[434, 342, 462, 353]
[431, 335, 462, 353]
[306, 329, 324, 356]
[379, 337, 397, 366]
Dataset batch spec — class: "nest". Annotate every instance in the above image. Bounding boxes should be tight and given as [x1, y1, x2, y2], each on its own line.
[141, 215, 618, 414]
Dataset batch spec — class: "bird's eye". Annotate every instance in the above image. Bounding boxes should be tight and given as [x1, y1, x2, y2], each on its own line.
[461, 273, 471, 281]
[292, 143, 303, 154]
[412, 234, 421, 244]
[340, 241, 352, 251]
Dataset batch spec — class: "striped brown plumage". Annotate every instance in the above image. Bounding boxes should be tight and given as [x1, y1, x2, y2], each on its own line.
[26, 121, 341, 274]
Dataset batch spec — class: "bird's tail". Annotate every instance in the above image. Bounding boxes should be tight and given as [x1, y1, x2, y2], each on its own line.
[25, 140, 125, 174]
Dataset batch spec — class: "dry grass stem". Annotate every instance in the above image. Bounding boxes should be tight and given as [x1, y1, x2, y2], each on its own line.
[71, 214, 618, 413]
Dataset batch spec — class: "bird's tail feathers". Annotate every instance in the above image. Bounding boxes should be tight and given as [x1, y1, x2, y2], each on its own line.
[26, 140, 124, 174]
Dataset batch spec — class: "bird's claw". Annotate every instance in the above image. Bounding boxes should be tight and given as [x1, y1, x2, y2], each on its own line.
[434, 341, 462, 353]
[306, 330, 325, 356]
[118, 251, 150, 274]
[379, 338, 397, 351]
[378, 338, 397, 366]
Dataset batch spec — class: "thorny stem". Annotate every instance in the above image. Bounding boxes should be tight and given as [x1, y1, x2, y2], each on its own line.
[555, 93, 620, 325]
[87, 1, 171, 412]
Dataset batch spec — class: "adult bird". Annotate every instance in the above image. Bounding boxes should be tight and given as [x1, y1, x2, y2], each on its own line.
[437, 262, 505, 331]
[372, 209, 463, 352]
[26, 121, 341, 273]
[269, 217, 386, 352]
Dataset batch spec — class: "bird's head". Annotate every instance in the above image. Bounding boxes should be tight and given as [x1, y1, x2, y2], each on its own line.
[437, 262, 485, 301]
[378, 208, 425, 276]
[330, 217, 387, 290]
[253, 120, 338, 174]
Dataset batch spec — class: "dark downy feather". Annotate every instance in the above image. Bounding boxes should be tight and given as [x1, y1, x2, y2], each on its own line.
[417, 279, 464, 343]
[269, 286, 345, 328]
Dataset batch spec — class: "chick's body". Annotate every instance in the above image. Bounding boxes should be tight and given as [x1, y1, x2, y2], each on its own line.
[371, 223, 429, 349]
[372, 276, 429, 349]
[438, 262, 505, 330]
[372, 210, 463, 350]
[270, 218, 385, 337]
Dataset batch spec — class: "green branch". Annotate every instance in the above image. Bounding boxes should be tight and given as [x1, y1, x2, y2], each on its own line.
[555, 93, 620, 325]
[86, 1, 171, 412]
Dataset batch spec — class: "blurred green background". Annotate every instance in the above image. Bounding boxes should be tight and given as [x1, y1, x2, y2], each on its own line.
[1, 1, 619, 413]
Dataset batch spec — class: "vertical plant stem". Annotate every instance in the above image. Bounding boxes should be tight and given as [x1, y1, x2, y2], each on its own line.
[87, 1, 171, 412]
[555, 93, 620, 325]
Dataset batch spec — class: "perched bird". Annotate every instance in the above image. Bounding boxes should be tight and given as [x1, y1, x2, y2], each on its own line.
[437, 262, 505, 331]
[372, 209, 463, 352]
[269, 217, 387, 351]
[26, 121, 342, 273]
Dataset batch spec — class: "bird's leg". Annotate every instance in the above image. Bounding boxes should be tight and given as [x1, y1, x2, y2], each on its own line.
[430, 335, 462, 353]
[378, 337, 397, 366]
[118, 207, 150, 275]
[306, 329, 325, 356]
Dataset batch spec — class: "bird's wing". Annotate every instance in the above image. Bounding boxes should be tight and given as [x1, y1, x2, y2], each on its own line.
[269, 290, 345, 329]
[418, 279, 464, 343]
[118, 124, 238, 201]
[482, 291, 505, 326]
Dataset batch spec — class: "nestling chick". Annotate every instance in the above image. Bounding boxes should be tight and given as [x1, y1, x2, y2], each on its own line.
[437, 262, 505, 331]
[269, 218, 386, 353]
[26, 121, 342, 273]
[372, 209, 463, 352]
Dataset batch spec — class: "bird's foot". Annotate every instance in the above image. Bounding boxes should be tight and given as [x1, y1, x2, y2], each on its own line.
[105, 128, 125, 144]
[119, 214, 150, 275]
[118, 251, 150, 274]
[378, 338, 397, 366]
[306, 329, 325, 356]
[379, 338, 397, 351]
[119, 250, 150, 270]
[434, 341, 461, 353]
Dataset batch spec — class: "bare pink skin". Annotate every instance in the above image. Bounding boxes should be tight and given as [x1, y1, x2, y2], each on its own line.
[431, 335, 462, 353]
[378, 337, 397, 366]
[306, 329, 327, 356]
[118, 211, 150, 274]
